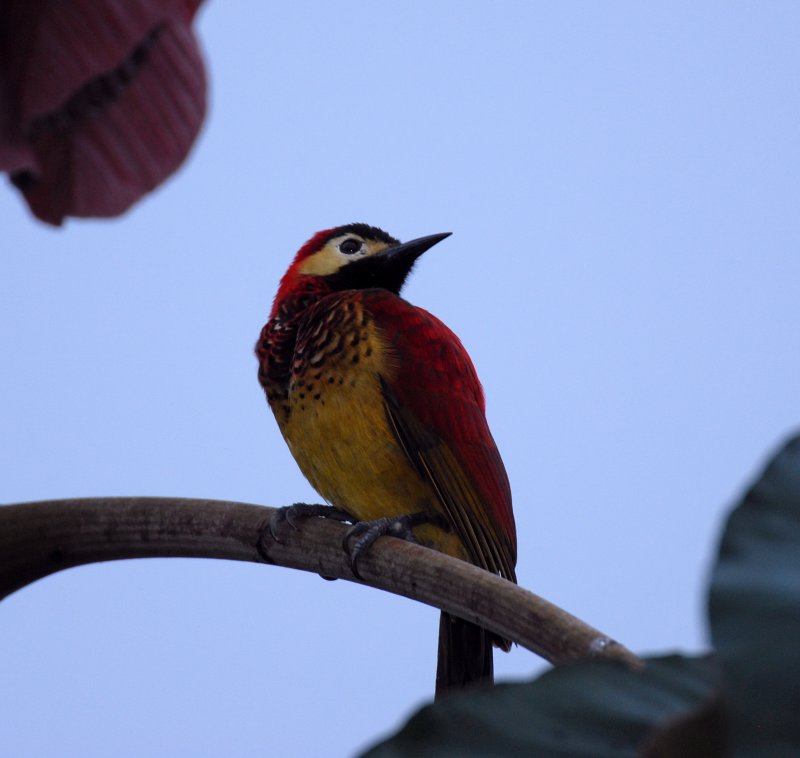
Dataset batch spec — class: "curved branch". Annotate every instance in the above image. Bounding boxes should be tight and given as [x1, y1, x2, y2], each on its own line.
[0, 498, 640, 669]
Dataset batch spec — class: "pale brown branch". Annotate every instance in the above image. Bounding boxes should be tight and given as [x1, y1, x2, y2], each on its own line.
[0, 498, 640, 669]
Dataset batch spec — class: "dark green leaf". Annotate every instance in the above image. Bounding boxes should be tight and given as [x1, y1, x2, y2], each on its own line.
[708, 434, 800, 752]
[362, 655, 717, 757]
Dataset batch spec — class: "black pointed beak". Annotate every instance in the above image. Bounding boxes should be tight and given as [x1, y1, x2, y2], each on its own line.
[327, 232, 451, 294]
[376, 232, 452, 266]
[367, 232, 451, 293]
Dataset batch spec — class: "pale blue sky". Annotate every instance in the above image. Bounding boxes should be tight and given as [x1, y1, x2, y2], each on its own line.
[2, 3, 799, 756]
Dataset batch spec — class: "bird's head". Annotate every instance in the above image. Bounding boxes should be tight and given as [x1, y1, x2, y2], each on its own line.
[271, 223, 451, 317]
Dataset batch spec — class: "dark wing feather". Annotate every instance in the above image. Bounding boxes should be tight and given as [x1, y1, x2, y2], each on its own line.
[365, 290, 516, 584]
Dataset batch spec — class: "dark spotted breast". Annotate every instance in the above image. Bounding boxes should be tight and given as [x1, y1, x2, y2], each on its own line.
[287, 294, 374, 410]
[257, 291, 378, 426]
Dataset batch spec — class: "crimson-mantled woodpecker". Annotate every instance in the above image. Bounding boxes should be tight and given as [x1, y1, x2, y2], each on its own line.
[256, 224, 517, 698]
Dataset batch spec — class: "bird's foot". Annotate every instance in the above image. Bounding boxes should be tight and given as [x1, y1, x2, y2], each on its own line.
[267, 503, 353, 543]
[261, 503, 354, 581]
[343, 511, 437, 579]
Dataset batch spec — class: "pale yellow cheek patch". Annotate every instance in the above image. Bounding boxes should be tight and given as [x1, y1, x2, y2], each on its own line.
[299, 248, 344, 276]
[297, 238, 391, 277]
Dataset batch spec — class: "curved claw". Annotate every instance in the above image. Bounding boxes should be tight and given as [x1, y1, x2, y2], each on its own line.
[342, 511, 430, 579]
[268, 507, 291, 542]
[268, 503, 352, 544]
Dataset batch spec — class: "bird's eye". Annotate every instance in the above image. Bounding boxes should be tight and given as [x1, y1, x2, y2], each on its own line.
[339, 238, 362, 255]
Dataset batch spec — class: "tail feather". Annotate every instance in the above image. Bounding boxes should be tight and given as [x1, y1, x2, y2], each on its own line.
[435, 612, 494, 700]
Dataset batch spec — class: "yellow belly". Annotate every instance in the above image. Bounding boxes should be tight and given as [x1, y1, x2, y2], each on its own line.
[277, 306, 465, 558]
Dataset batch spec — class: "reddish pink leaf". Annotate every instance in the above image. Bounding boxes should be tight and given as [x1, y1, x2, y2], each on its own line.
[0, 0, 207, 225]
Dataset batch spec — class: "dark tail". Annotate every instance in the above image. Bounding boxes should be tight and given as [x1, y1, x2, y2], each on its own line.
[435, 612, 494, 700]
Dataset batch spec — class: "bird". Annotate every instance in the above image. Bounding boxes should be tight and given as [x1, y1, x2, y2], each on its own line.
[255, 223, 517, 698]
